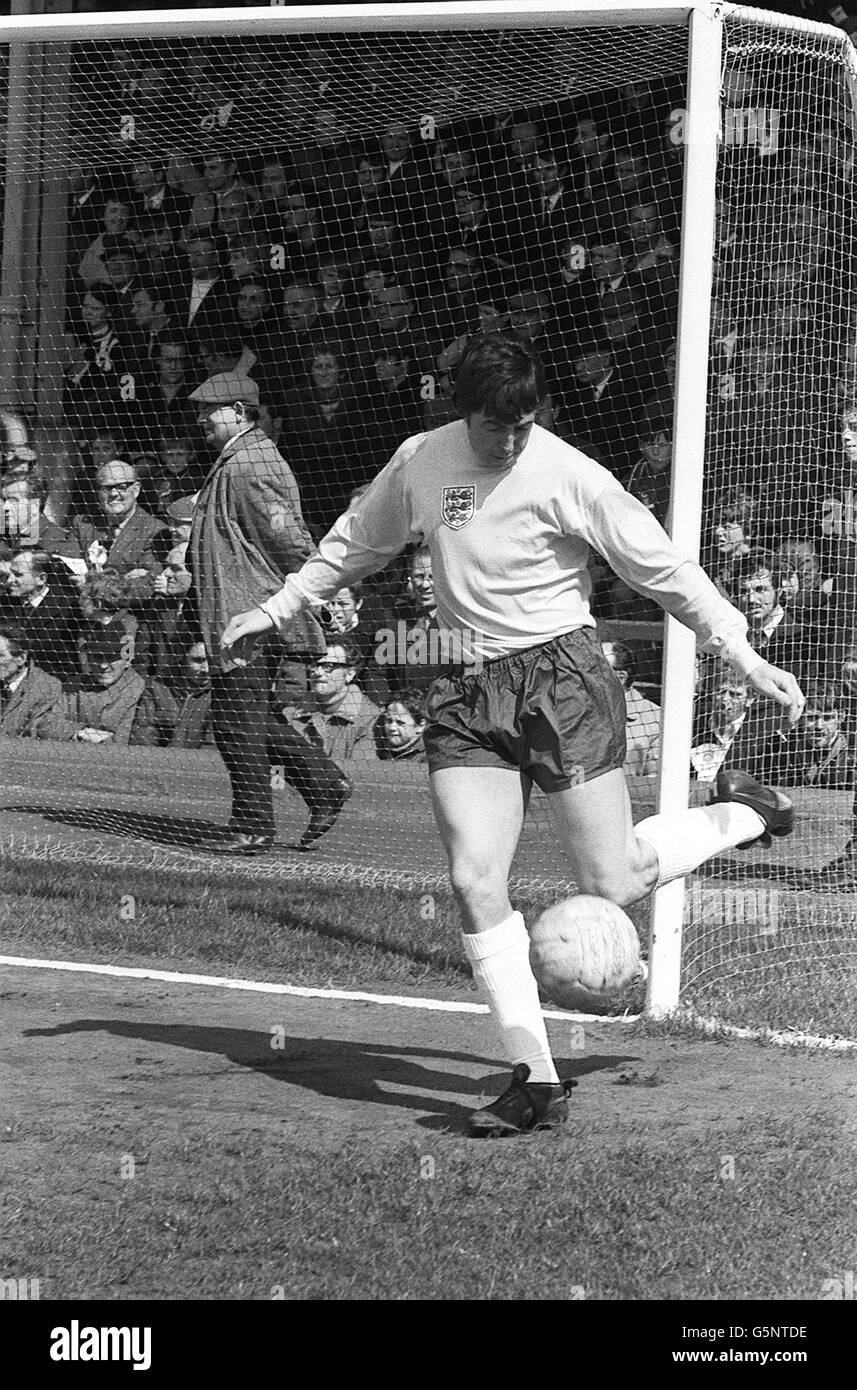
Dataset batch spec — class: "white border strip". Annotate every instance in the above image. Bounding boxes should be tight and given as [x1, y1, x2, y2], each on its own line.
[0, 954, 638, 1024]
[682, 1009, 857, 1054]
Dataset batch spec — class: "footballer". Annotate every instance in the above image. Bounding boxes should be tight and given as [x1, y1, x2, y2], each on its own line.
[222, 335, 804, 1137]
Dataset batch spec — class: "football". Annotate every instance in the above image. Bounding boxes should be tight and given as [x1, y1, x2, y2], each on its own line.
[529, 895, 647, 1012]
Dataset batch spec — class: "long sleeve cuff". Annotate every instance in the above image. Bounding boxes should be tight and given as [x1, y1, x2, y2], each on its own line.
[702, 629, 764, 680]
[258, 574, 311, 632]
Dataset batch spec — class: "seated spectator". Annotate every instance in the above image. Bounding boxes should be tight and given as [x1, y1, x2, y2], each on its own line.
[149, 493, 196, 677]
[347, 151, 389, 238]
[55, 621, 176, 746]
[374, 688, 429, 762]
[424, 248, 494, 348]
[134, 335, 197, 445]
[169, 638, 215, 749]
[356, 202, 425, 291]
[524, 147, 584, 263]
[101, 235, 146, 332]
[625, 192, 677, 275]
[0, 475, 82, 565]
[570, 114, 614, 212]
[314, 257, 362, 341]
[3, 548, 81, 683]
[140, 434, 207, 520]
[356, 283, 433, 382]
[549, 237, 600, 343]
[386, 546, 447, 695]
[451, 185, 511, 267]
[563, 336, 645, 472]
[625, 414, 673, 523]
[0, 621, 65, 738]
[379, 122, 433, 239]
[369, 346, 426, 462]
[139, 212, 189, 309]
[277, 343, 371, 536]
[77, 192, 139, 289]
[320, 582, 391, 705]
[601, 640, 661, 776]
[178, 233, 235, 338]
[70, 460, 166, 608]
[278, 633, 381, 762]
[75, 285, 134, 403]
[218, 184, 263, 245]
[129, 155, 191, 236]
[278, 279, 329, 392]
[703, 486, 758, 593]
[727, 549, 812, 681]
[127, 280, 176, 369]
[792, 680, 852, 788]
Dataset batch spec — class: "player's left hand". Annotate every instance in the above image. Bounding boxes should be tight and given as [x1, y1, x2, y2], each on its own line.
[745, 660, 805, 732]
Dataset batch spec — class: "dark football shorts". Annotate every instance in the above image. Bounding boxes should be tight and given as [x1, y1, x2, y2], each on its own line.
[423, 627, 627, 792]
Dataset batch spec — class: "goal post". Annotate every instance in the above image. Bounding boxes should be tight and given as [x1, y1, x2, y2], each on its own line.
[0, 3, 855, 1040]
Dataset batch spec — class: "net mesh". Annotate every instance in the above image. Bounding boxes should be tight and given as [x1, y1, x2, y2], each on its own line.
[0, 9, 854, 1034]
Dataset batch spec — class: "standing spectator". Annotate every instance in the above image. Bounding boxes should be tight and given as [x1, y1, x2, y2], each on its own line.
[601, 640, 661, 777]
[70, 460, 166, 608]
[626, 415, 673, 523]
[188, 382, 335, 853]
[4, 549, 81, 683]
[0, 622, 65, 738]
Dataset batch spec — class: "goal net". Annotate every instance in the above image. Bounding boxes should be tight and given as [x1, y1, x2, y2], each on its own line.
[0, 4, 855, 1039]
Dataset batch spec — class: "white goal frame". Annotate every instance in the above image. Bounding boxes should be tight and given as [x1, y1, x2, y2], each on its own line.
[0, 2, 853, 1018]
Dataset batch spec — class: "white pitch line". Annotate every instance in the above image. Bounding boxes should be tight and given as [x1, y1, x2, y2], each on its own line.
[0, 953, 638, 1024]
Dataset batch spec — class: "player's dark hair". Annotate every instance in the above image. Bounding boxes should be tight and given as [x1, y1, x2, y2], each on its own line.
[454, 333, 547, 423]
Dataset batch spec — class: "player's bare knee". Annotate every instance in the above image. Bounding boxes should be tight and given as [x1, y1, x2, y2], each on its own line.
[575, 861, 651, 909]
[448, 856, 506, 914]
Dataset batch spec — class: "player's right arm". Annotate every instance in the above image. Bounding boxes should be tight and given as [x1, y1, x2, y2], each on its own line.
[221, 438, 422, 652]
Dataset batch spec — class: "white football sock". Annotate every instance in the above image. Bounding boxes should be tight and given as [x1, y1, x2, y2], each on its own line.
[462, 911, 560, 1084]
[635, 803, 766, 890]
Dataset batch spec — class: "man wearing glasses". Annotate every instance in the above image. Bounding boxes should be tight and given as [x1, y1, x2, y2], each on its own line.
[70, 460, 167, 606]
[276, 634, 381, 764]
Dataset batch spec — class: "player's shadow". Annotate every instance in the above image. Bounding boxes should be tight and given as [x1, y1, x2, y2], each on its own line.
[22, 1018, 640, 1130]
[2, 802, 218, 850]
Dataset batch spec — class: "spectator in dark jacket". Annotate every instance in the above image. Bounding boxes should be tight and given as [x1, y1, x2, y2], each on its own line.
[170, 638, 215, 748]
[0, 622, 65, 738]
[70, 460, 167, 607]
[4, 548, 81, 683]
[53, 621, 176, 745]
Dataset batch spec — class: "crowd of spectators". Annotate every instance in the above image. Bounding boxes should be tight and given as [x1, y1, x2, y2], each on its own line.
[1, 39, 856, 791]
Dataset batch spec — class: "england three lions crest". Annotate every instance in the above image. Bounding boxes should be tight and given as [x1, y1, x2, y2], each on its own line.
[441, 486, 475, 529]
